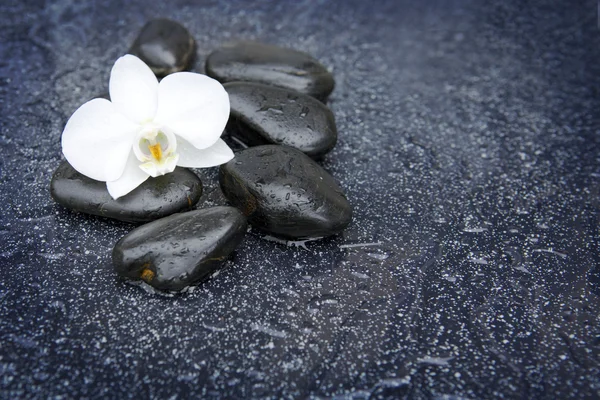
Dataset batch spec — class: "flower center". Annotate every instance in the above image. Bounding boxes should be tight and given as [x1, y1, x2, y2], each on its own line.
[148, 143, 163, 161]
[133, 123, 179, 177]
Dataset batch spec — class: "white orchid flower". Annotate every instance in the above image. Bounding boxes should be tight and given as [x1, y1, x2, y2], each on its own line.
[61, 54, 233, 199]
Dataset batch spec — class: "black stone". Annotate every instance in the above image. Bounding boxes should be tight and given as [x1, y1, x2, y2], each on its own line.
[50, 161, 202, 223]
[112, 207, 247, 291]
[219, 145, 352, 239]
[206, 41, 335, 101]
[224, 82, 338, 159]
[129, 19, 195, 77]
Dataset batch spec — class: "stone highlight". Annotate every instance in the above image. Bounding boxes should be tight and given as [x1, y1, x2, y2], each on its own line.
[112, 207, 248, 291]
[129, 19, 195, 76]
[50, 161, 202, 223]
[219, 145, 352, 239]
[225, 82, 338, 158]
[206, 41, 335, 101]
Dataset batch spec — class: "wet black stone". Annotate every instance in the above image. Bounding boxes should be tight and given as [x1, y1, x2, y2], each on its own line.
[206, 41, 335, 101]
[129, 19, 195, 77]
[225, 82, 338, 158]
[112, 207, 247, 291]
[219, 145, 352, 239]
[50, 161, 202, 223]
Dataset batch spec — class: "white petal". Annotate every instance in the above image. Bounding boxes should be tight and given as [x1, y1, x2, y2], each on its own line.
[106, 151, 150, 199]
[139, 153, 179, 177]
[154, 72, 230, 149]
[176, 138, 234, 168]
[109, 54, 159, 123]
[62, 98, 139, 182]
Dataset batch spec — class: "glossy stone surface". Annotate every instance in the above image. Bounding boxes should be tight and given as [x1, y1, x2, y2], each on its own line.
[113, 207, 247, 291]
[220, 145, 352, 239]
[50, 161, 202, 223]
[206, 41, 335, 101]
[225, 82, 337, 158]
[2, 1, 599, 399]
[129, 19, 195, 76]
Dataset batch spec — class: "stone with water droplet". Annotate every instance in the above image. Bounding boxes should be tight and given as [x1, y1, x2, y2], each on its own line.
[129, 19, 195, 77]
[224, 82, 337, 158]
[50, 161, 202, 223]
[112, 207, 247, 291]
[206, 41, 335, 101]
[219, 145, 352, 239]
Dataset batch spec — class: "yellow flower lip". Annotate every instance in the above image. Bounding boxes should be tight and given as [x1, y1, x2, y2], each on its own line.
[148, 142, 163, 161]
[133, 126, 180, 178]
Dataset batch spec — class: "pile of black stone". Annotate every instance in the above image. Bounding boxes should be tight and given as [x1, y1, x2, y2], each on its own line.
[50, 19, 352, 292]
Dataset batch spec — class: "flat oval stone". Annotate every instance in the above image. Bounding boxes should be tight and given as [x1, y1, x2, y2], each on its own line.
[219, 145, 352, 239]
[206, 41, 335, 101]
[112, 207, 247, 291]
[225, 82, 337, 159]
[129, 19, 195, 77]
[50, 161, 202, 223]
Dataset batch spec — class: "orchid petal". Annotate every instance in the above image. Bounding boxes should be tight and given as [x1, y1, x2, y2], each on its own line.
[106, 151, 150, 199]
[109, 54, 159, 123]
[62, 98, 139, 182]
[175, 137, 234, 168]
[154, 72, 230, 149]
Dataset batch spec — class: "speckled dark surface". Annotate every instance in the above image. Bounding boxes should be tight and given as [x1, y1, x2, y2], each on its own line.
[1, 1, 599, 399]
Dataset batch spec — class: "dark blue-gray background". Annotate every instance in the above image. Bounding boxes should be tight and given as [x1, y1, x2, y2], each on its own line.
[1, 0, 599, 398]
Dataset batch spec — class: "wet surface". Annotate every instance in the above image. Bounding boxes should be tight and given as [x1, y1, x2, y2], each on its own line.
[225, 82, 338, 158]
[219, 145, 352, 239]
[1, 0, 599, 398]
[206, 41, 335, 101]
[113, 206, 248, 291]
[129, 18, 196, 77]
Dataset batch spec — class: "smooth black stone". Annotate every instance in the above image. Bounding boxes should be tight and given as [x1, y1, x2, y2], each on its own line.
[129, 19, 195, 77]
[206, 41, 335, 101]
[219, 145, 352, 239]
[112, 207, 248, 291]
[224, 82, 338, 159]
[50, 161, 202, 223]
